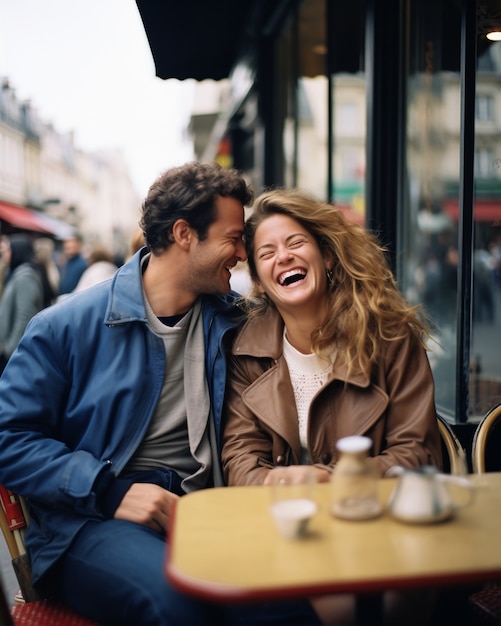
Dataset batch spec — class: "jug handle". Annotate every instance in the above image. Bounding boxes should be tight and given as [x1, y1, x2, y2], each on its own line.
[437, 474, 475, 510]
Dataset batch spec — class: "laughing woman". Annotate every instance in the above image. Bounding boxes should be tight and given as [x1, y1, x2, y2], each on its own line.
[221, 188, 442, 624]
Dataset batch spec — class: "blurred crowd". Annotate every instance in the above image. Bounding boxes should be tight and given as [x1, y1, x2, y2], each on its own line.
[414, 231, 501, 327]
[0, 229, 145, 375]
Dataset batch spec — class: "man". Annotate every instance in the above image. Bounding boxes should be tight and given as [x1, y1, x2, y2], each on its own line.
[0, 162, 253, 625]
[58, 233, 88, 295]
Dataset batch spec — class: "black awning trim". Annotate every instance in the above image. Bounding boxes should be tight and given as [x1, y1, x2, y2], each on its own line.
[135, 0, 256, 81]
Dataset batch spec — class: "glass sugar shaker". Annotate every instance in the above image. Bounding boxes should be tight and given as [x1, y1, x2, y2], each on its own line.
[330, 435, 382, 520]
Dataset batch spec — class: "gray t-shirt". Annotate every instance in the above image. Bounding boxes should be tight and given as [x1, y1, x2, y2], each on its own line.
[125, 296, 216, 492]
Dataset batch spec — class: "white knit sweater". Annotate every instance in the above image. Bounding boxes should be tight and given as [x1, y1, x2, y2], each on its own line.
[282, 329, 333, 456]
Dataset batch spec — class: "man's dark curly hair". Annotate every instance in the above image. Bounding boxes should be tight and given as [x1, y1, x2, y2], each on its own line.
[139, 161, 253, 254]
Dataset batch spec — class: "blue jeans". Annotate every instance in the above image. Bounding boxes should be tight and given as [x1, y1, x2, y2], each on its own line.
[59, 519, 321, 626]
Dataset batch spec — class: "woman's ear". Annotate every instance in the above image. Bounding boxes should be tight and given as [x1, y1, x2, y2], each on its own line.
[323, 251, 334, 272]
[255, 279, 266, 294]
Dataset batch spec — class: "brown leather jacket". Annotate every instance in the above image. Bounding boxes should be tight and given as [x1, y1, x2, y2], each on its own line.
[222, 307, 442, 486]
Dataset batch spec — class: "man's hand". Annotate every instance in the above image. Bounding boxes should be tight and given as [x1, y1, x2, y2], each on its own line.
[114, 483, 179, 533]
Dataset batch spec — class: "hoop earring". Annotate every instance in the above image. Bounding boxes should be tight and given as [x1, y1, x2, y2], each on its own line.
[326, 268, 333, 287]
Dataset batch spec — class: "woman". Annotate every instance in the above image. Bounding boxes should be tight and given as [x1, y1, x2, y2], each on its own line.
[221, 189, 442, 623]
[0, 234, 49, 374]
[73, 245, 118, 293]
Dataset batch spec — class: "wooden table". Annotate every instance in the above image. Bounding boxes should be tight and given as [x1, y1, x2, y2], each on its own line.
[166, 473, 501, 605]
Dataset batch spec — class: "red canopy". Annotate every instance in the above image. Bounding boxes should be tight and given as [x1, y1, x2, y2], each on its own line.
[0, 201, 51, 233]
[443, 199, 501, 223]
[0, 201, 73, 238]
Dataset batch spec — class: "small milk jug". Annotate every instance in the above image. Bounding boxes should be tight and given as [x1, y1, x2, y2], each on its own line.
[331, 436, 382, 520]
[388, 465, 474, 523]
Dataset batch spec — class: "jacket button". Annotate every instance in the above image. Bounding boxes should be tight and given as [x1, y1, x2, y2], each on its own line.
[321, 452, 332, 465]
[276, 455, 286, 465]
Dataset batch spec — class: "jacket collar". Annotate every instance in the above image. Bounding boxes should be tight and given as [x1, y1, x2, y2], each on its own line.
[104, 247, 149, 325]
[104, 247, 246, 327]
[233, 305, 371, 388]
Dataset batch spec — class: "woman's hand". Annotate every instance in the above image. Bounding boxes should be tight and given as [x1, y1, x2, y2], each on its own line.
[263, 465, 331, 486]
[114, 482, 179, 534]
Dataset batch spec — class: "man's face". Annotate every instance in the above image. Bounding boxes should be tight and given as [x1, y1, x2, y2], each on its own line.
[63, 237, 81, 259]
[186, 195, 247, 295]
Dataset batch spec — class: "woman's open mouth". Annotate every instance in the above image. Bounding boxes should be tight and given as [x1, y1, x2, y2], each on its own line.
[278, 268, 306, 286]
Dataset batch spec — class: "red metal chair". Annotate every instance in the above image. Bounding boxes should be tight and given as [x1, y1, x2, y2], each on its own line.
[0, 485, 100, 625]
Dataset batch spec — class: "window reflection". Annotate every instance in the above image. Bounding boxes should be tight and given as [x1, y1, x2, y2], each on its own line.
[402, 5, 501, 420]
[402, 1, 460, 415]
[470, 39, 501, 417]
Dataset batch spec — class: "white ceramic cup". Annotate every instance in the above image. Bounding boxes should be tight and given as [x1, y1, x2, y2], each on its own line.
[269, 470, 317, 540]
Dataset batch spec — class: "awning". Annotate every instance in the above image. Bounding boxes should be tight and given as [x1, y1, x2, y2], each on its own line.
[443, 200, 501, 223]
[135, 0, 256, 81]
[0, 201, 74, 239]
[29, 211, 75, 240]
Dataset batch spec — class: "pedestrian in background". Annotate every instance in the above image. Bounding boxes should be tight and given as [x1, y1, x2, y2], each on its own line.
[128, 228, 146, 259]
[0, 234, 50, 374]
[57, 233, 88, 296]
[73, 244, 118, 292]
[34, 237, 60, 300]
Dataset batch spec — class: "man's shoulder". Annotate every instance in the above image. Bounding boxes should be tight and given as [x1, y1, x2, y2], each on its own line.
[202, 292, 245, 316]
[201, 293, 246, 334]
[46, 281, 111, 319]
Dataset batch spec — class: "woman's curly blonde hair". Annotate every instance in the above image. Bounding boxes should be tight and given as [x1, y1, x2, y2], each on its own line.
[244, 188, 430, 379]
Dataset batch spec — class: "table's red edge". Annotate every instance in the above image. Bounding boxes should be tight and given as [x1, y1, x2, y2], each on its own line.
[166, 501, 501, 603]
[166, 563, 501, 604]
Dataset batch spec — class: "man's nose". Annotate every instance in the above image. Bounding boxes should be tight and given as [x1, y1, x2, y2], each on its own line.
[236, 239, 247, 261]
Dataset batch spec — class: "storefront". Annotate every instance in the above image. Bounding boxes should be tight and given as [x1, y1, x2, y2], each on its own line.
[137, 0, 501, 433]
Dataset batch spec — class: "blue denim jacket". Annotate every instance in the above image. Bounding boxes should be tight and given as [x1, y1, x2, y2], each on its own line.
[0, 248, 244, 588]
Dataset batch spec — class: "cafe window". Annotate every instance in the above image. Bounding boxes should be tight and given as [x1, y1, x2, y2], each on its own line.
[475, 148, 497, 179]
[266, 0, 500, 422]
[399, 1, 461, 417]
[470, 35, 501, 417]
[280, 0, 329, 197]
[400, 0, 501, 421]
[278, 0, 366, 214]
[475, 94, 494, 122]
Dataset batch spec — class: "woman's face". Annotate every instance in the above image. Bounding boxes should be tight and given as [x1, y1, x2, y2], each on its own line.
[253, 213, 331, 315]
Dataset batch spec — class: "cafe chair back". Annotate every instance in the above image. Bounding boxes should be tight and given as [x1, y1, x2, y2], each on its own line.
[472, 404, 501, 474]
[469, 404, 501, 624]
[436, 413, 467, 475]
[0, 485, 99, 625]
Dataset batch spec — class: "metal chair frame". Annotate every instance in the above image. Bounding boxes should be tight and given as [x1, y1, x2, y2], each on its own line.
[436, 413, 468, 475]
[0, 485, 98, 624]
[472, 404, 501, 474]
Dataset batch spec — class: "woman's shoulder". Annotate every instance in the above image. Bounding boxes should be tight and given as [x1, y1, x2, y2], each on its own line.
[233, 305, 283, 357]
[10, 263, 42, 286]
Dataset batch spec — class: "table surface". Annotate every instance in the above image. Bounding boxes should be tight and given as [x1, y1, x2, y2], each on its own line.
[166, 472, 501, 602]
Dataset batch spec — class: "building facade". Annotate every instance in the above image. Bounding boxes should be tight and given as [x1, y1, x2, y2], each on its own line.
[0, 78, 140, 258]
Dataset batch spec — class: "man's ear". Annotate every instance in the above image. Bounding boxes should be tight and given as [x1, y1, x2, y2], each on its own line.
[171, 219, 193, 251]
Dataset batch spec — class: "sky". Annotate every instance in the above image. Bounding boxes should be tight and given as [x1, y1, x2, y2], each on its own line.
[0, 0, 195, 196]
